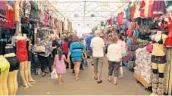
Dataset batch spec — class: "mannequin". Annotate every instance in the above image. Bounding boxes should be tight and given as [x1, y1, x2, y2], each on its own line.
[23, 34, 35, 82]
[0, 56, 10, 95]
[15, 33, 31, 88]
[0, 33, 10, 95]
[151, 30, 167, 95]
[4, 44, 19, 95]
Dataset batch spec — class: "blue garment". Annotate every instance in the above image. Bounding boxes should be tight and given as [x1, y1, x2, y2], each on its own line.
[70, 41, 85, 60]
[86, 36, 94, 49]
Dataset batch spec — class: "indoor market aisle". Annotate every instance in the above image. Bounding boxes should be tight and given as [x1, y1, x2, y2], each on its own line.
[17, 58, 150, 95]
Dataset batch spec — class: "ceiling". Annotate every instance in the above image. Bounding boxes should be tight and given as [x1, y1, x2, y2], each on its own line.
[49, 0, 130, 30]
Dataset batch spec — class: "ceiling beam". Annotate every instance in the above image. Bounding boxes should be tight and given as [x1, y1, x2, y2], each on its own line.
[55, 1, 129, 3]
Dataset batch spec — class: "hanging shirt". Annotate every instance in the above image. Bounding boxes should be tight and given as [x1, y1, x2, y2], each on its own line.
[0, 1, 7, 18]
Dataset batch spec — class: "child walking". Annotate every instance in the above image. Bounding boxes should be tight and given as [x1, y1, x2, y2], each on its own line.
[53, 48, 69, 85]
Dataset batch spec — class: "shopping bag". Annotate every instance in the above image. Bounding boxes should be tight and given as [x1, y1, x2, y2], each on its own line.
[119, 66, 123, 78]
[51, 69, 58, 79]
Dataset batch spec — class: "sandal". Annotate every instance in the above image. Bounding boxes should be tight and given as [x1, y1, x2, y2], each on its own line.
[114, 83, 117, 85]
[97, 80, 102, 84]
[108, 79, 111, 82]
[94, 77, 98, 80]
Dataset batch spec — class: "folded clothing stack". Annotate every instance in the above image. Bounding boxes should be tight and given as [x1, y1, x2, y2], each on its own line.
[134, 47, 152, 84]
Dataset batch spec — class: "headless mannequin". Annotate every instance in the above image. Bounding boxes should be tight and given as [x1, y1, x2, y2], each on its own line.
[0, 55, 10, 95]
[4, 44, 19, 95]
[0, 36, 10, 95]
[15, 34, 32, 88]
[151, 30, 167, 95]
[23, 34, 35, 83]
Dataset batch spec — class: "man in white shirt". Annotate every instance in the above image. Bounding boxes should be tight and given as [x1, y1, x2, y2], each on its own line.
[90, 30, 105, 84]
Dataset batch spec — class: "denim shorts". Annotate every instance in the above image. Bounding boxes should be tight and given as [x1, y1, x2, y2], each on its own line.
[72, 58, 82, 63]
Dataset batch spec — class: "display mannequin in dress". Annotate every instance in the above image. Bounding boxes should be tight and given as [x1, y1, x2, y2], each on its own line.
[15, 33, 31, 88]
[23, 34, 35, 83]
[4, 44, 19, 95]
[151, 30, 167, 95]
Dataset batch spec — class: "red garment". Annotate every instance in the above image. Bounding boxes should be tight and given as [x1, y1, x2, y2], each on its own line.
[148, 0, 154, 17]
[127, 30, 133, 37]
[0, 3, 15, 29]
[62, 42, 69, 53]
[16, 40, 28, 62]
[5, 9, 15, 29]
[130, 4, 135, 21]
[140, 0, 145, 17]
[108, 17, 112, 26]
[165, 23, 172, 47]
[117, 12, 124, 27]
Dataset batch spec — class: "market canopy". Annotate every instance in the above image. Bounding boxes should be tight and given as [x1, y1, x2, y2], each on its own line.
[49, 0, 130, 29]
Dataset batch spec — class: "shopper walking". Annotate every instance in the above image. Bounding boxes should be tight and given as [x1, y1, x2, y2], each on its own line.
[34, 36, 53, 77]
[62, 37, 69, 69]
[90, 30, 105, 84]
[107, 35, 123, 85]
[53, 48, 69, 85]
[69, 36, 85, 81]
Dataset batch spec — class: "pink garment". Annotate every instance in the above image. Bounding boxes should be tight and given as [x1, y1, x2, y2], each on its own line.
[54, 55, 66, 74]
[44, 13, 48, 26]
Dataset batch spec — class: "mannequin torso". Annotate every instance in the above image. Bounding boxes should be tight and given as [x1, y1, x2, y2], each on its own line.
[151, 31, 167, 56]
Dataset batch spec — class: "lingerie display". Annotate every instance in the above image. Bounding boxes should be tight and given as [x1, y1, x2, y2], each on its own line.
[5, 47, 19, 72]
[16, 40, 28, 62]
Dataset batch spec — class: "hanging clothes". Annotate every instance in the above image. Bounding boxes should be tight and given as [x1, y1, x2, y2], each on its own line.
[44, 12, 49, 27]
[0, 1, 7, 18]
[165, 20, 172, 47]
[130, 3, 135, 21]
[144, 0, 154, 18]
[30, 1, 39, 22]
[20, 0, 31, 19]
[140, 0, 145, 17]
[117, 12, 124, 27]
[125, 5, 130, 21]
[134, 1, 141, 19]
[152, 0, 165, 15]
